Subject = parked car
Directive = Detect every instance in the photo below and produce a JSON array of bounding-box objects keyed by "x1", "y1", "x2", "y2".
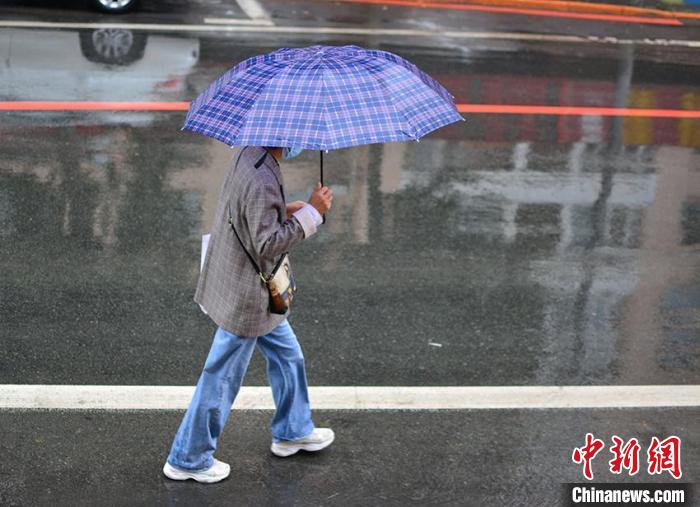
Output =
[
  {"x1": 91, "y1": 0, "x2": 140, "y2": 13},
  {"x1": 0, "y1": 27, "x2": 199, "y2": 125}
]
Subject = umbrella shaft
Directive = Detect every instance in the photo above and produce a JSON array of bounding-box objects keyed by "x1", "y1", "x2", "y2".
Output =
[{"x1": 320, "y1": 150, "x2": 326, "y2": 224}]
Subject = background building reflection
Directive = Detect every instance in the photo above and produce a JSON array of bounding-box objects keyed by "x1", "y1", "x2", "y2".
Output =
[{"x1": 0, "y1": 31, "x2": 697, "y2": 388}]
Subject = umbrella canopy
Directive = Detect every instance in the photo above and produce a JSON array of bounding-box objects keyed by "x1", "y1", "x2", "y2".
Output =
[{"x1": 182, "y1": 44, "x2": 463, "y2": 151}]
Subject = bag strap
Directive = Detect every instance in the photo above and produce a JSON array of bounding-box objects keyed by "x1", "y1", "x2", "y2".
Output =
[{"x1": 228, "y1": 201, "x2": 268, "y2": 284}]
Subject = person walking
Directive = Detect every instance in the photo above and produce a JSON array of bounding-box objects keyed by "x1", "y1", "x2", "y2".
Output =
[{"x1": 163, "y1": 145, "x2": 334, "y2": 484}]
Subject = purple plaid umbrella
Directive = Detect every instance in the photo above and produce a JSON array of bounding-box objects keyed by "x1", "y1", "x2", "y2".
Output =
[{"x1": 182, "y1": 44, "x2": 463, "y2": 185}]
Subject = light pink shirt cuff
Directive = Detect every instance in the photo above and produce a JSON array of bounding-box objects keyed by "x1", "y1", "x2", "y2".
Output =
[{"x1": 293, "y1": 204, "x2": 323, "y2": 238}]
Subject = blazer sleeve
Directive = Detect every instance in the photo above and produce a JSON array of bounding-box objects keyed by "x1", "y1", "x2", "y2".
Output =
[{"x1": 244, "y1": 176, "x2": 307, "y2": 262}]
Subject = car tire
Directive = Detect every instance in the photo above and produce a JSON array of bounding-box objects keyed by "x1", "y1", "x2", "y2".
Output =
[
  {"x1": 79, "y1": 29, "x2": 147, "y2": 66},
  {"x1": 91, "y1": 0, "x2": 140, "y2": 14}
]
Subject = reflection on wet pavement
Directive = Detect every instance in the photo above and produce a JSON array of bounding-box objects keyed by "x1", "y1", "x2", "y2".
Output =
[
  {"x1": 2, "y1": 408, "x2": 697, "y2": 505},
  {"x1": 0, "y1": 29, "x2": 698, "y2": 387}
]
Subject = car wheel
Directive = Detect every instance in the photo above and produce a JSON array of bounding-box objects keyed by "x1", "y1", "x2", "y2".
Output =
[
  {"x1": 91, "y1": 0, "x2": 140, "y2": 14},
  {"x1": 79, "y1": 29, "x2": 147, "y2": 65}
]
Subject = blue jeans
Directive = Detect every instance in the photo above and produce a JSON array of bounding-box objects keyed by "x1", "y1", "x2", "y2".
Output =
[{"x1": 166, "y1": 319, "x2": 316, "y2": 471}]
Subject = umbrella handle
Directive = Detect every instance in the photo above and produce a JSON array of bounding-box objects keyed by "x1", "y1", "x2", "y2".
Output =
[{"x1": 320, "y1": 150, "x2": 326, "y2": 224}]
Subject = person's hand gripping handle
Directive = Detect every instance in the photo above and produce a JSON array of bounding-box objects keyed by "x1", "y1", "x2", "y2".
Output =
[{"x1": 309, "y1": 182, "x2": 333, "y2": 224}]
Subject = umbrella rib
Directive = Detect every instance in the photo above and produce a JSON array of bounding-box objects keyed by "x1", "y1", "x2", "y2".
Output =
[
  {"x1": 322, "y1": 53, "x2": 415, "y2": 145},
  {"x1": 367, "y1": 48, "x2": 456, "y2": 104},
  {"x1": 318, "y1": 54, "x2": 332, "y2": 151},
  {"x1": 185, "y1": 53, "x2": 264, "y2": 125},
  {"x1": 370, "y1": 59, "x2": 457, "y2": 140},
  {"x1": 358, "y1": 58, "x2": 420, "y2": 141},
  {"x1": 228, "y1": 58, "x2": 300, "y2": 147}
]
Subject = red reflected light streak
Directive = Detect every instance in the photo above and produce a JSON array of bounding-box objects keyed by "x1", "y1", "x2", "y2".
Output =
[
  {"x1": 1, "y1": 101, "x2": 700, "y2": 118},
  {"x1": 331, "y1": 0, "x2": 683, "y2": 25}
]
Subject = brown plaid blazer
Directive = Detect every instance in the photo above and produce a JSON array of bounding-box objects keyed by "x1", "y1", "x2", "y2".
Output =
[{"x1": 194, "y1": 146, "x2": 306, "y2": 337}]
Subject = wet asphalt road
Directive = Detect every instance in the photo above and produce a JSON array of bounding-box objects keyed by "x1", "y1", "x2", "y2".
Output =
[
  {"x1": 1, "y1": 0, "x2": 699, "y2": 505},
  {"x1": 1, "y1": 408, "x2": 698, "y2": 506}
]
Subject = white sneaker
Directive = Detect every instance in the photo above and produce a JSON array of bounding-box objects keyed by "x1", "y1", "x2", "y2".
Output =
[
  {"x1": 270, "y1": 428, "x2": 335, "y2": 457},
  {"x1": 162, "y1": 458, "x2": 231, "y2": 483}
]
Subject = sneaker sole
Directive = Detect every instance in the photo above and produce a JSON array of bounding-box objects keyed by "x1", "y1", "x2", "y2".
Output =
[
  {"x1": 162, "y1": 463, "x2": 230, "y2": 483},
  {"x1": 270, "y1": 433, "x2": 335, "y2": 457}
]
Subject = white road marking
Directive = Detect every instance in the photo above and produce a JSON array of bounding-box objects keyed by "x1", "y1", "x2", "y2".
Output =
[
  {"x1": 236, "y1": 0, "x2": 273, "y2": 23},
  {"x1": 204, "y1": 17, "x2": 274, "y2": 27},
  {"x1": 0, "y1": 20, "x2": 698, "y2": 48},
  {"x1": 0, "y1": 385, "x2": 697, "y2": 410}
]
